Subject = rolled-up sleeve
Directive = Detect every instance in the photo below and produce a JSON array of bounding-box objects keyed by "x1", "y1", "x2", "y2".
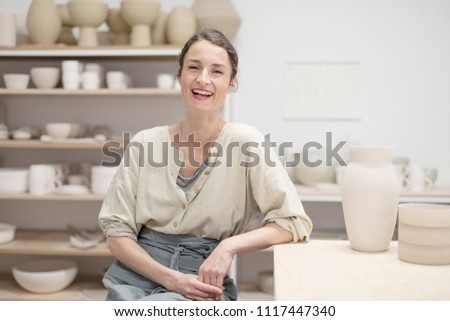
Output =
[
  {"x1": 247, "y1": 131, "x2": 313, "y2": 242},
  {"x1": 98, "y1": 132, "x2": 143, "y2": 242}
]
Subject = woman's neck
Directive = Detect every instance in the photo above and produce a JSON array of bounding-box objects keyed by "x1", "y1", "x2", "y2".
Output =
[{"x1": 180, "y1": 115, "x2": 224, "y2": 145}]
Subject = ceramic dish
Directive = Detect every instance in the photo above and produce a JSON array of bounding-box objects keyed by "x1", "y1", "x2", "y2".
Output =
[
  {"x1": 55, "y1": 184, "x2": 90, "y2": 195},
  {"x1": 12, "y1": 259, "x2": 78, "y2": 293},
  {"x1": 0, "y1": 223, "x2": 16, "y2": 244}
]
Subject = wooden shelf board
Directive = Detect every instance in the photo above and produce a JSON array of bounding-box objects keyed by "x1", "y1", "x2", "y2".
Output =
[
  {"x1": 0, "y1": 88, "x2": 181, "y2": 96},
  {"x1": 0, "y1": 193, "x2": 104, "y2": 201},
  {"x1": 0, "y1": 45, "x2": 181, "y2": 58},
  {"x1": 295, "y1": 184, "x2": 450, "y2": 203},
  {"x1": 0, "y1": 139, "x2": 107, "y2": 149},
  {"x1": 0, "y1": 229, "x2": 111, "y2": 256},
  {"x1": 0, "y1": 273, "x2": 106, "y2": 301}
]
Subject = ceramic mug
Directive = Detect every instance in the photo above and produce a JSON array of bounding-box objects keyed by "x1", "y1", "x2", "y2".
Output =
[
  {"x1": 394, "y1": 163, "x2": 410, "y2": 191},
  {"x1": 408, "y1": 164, "x2": 435, "y2": 192},
  {"x1": 68, "y1": 174, "x2": 89, "y2": 186},
  {"x1": 28, "y1": 164, "x2": 62, "y2": 195}
]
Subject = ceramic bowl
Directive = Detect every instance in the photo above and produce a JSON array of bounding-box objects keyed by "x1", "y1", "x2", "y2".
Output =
[
  {"x1": 3, "y1": 73, "x2": 30, "y2": 89},
  {"x1": 45, "y1": 122, "x2": 72, "y2": 139},
  {"x1": 398, "y1": 203, "x2": 450, "y2": 265},
  {"x1": 0, "y1": 223, "x2": 16, "y2": 244},
  {"x1": 399, "y1": 203, "x2": 450, "y2": 228},
  {"x1": 30, "y1": 67, "x2": 60, "y2": 89},
  {"x1": 257, "y1": 270, "x2": 274, "y2": 294},
  {"x1": 12, "y1": 259, "x2": 78, "y2": 293},
  {"x1": 0, "y1": 168, "x2": 29, "y2": 194},
  {"x1": 398, "y1": 241, "x2": 450, "y2": 265}
]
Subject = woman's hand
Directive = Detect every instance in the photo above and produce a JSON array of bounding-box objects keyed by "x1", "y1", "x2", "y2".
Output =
[
  {"x1": 198, "y1": 240, "x2": 235, "y2": 299},
  {"x1": 167, "y1": 271, "x2": 223, "y2": 301}
]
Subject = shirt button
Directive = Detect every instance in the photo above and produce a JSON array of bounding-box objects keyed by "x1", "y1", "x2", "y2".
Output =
[
  {"x1": 194, "y1": 187, "x2": 200, "y2": 193},
  {"x1": 205, "y1": 170, "x2": 210, "y2": 175},
  {"x1": 173, "y1": 222, "x2": 178, "y2": 228},
  {"x1": 181, "y1": 204, "x2": 186, "y2": 209}
]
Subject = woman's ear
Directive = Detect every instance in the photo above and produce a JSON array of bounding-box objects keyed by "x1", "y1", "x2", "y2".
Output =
[{"x1": 228, "y1": 77, "x2": 238, "y2": 93}]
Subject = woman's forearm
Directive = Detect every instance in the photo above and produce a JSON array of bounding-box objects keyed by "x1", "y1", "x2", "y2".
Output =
[
  {"x1": 222, "y1": 222, "x2": 293, "y2": 256},
  {"x1": 107, "y1": 236, "x2": 180, "y2": 289}
]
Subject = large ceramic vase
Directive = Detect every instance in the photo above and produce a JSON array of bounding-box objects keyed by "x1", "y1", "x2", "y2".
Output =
[
  {"x1": 341, "y1": 146, "x2": 400, "y2": 252},
  {"x1": 191, "y1": 0, "x2": 241, "y2": 40},
  {"x1": 26, "y1": 0, "x2": 62, "y2": 45}
]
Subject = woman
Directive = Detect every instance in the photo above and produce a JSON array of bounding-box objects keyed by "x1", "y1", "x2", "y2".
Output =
[{"x1": 98, "y1": 27, "x2": 312, "y2": 301}]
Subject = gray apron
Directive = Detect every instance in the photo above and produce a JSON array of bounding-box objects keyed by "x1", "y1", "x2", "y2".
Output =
[{"x1": 103, "y1": 227, "x2": 237, "y2": 301}]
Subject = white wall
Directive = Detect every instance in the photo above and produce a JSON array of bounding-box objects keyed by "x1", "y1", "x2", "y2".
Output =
[
  {"x1": 2, "y1": 0, "x2": 450, "y2": 186},
  {"x1": 232, "y1": 0, "x2": 450, "y2": 185}
]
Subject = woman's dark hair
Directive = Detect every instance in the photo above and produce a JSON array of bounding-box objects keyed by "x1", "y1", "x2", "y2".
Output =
[{"x1": 177, "y1": 27, "x2": 238, "y2": 83}]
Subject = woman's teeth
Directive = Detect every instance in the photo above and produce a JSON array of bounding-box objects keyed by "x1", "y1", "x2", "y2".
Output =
[{"x1": 192, "y1": 89, "x2": 212, "y2": 97}]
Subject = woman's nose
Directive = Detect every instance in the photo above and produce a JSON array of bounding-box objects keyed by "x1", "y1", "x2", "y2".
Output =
[{"x1": 196, "y1": 68, "x2": 211, "y2": 84}]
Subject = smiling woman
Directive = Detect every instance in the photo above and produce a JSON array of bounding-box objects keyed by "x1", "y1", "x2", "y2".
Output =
[{"x1": 98, "y1": 27, "x2": 313, "y2": 301}]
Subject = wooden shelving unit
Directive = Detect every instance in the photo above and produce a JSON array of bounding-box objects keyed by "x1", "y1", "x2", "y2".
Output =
[
  {"x1": 0, "y1": 229, "x2": 110, "y2": 256},
  {"x1": 0, "y1": 88, "x2": 181, "y2": 96},
  {"x1": 0, "y1": 274, "x2": 106, "y2": 301}
]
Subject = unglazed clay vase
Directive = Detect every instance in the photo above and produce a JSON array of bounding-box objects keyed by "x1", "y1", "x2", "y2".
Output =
[
  {"x1": 191, "y1": 0, "x2": 241, "y2": 40},
  {"x1": 57, "y1": 4, "x2": 77, "y2": 45},
  {"x1": 341, "y1": 146, "x2": 400, "y2": 252},
  {"x1": 152, "y1": 11, "x2": 168, "y2": 45},
  {"x1": 26, "y1": 0, "x2": 62, "y2": 45},
  {"x1": 106, "y1": 8, "x2": 131, "y2": 45},
  {"x1": 68, "y1": 0, "x2": 108, "y2": 47},
  {"x1": 120, "y1": 0, "x2": 160, "y2": 47},
  {"x1": 166, "y1": 6, "x2": 196, "y2": 46}
]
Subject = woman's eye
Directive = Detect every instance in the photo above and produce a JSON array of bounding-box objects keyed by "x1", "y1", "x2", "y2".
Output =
[
  {"x1": 212, "y1": 70, "x2": 223, "y2": 75},
  {"x1": 188, "y1": 65, "x2": 199, "y2": 70}
]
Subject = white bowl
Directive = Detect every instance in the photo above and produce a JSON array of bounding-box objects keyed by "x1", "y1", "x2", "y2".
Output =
[
  {"x1": 30, "y1": 67, "x2": 60, "y2": 89},
  {"x1": 0, "y1": 168, "x2": 29, "y2": 193},
  {"x1": 12, "y1": 259, "x2": 78, "y2": 294},
  {"x1": 45, "y1": 122, "x2": 72, "y2": 139},
  {"x1": 3, "y1": 73, "x2": 30, "y2": 89},
  {"x1": 0, "y1": 223, "x2": 16, "y2": 244}
]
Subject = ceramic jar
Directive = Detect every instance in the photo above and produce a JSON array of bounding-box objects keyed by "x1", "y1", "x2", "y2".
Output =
[
  {"x1": 341, "y1": 146, "x2": 400, "y2": 252},
  {"x1": 26, "y1": 0, "x2": 62, "y2": 45},
  {"x1": 191, "y1": 0, "x2": 241, "y2": 40},
  {"x1": 166, "y1": 6, "x2": 196, "y2": 46}
]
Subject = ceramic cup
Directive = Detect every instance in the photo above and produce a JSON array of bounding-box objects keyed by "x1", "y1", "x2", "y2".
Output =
[
  {"x1": 68, "y1": 174, "x2": 89, "y2": 186},
  {"x1": 157, "y1": 73, "x2": 175, "y2": 89},
  {"x1": 394, "y1": 163, "x2": 410, "y2": 191},
  {"x1": 408, "y1": 164, "x2": 435, "y2": 192},
  {"x1": 28, "y1": 164, "x2": 63, "y2": 195}
]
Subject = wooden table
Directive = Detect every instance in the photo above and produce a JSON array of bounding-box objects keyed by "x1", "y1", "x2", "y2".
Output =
[{"x1": 274, "y1": 240, "x2": 450, "y2": 300}]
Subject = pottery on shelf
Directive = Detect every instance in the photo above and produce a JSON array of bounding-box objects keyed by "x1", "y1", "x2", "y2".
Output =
[
  {"x1": 341, "y1": 146, "x2": 400, "y2": 252},
  {"x1": 106, "y1": 8, "x2": 131, "y2": 45},
  {"x1": 57, "y1": 4, "x2": 77, "y2": 45},
  {"x1": 191, "y1": 0, "x2": 241, "y2": 40},
  {"x1": 151, "y1": 11, "x2": 168, "y2": 45},
  {"x1": 120, "y1": 0, "x2": 161, "y2": 47},
  {"x1": 166, "y1": 6, "x2": 197, "y2": 46},
  {"x1": 26, "y1": 0, "x2": 62, "y2": 45},
  {"x1": 68, "y1": 0, "x2": 108, "y2": 47}
]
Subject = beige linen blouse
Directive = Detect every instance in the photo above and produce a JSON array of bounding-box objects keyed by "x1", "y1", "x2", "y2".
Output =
[{"x1": 98, "y1": 123, "x2": 312, "y2": 242}]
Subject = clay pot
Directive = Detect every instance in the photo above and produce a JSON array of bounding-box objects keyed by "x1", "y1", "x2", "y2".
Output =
[
  {"x1": 341, "y1": 146, "x2": 400, "y2": 252},
  {"x1": 26, "y1": 0, "x2": 62, "y2": 45},
  {"x1": 68, "y1": 1, "x2": 108, "y2": 47},
  {"x1": 152, "y1": 11, "x2": 168, "y2": 45},
  {"x1": 166, "y1": 6, "x2": 196, "y2": 46},
  {"x1": 106, "y1": 8, "x2": 131, "y2": 45},
  {"x1": 57, "y1": 4, "x2": 77, "y2": 45},
  {"x1": 191, "y1": 0, "x2": 241, "y2": 40}
]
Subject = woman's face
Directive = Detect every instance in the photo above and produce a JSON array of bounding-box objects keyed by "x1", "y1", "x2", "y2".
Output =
[{"x1": 179, "y1": 40, "x2": 235, "y2": 115}]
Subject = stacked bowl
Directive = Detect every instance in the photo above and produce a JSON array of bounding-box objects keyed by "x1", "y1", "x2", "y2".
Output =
[
  {"x1": 0, "y1": 168, "x2": 29, "y2": 194},
  {"x1": 398, "y1": 203, "x2": 450, "y2": 265}
]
